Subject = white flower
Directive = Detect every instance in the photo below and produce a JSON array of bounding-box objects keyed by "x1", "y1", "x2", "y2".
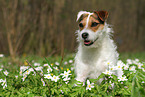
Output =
[
  {"x1": 61, "y1": 90, "x2": 64, "y2": 94},
  {"x1": 124, "y1": 64, "x2": 129, "y2": 70},
  {"x1": 118, "y1": 76, "x2": 128, "y2": 82},
  {"x1": 137, "y1": 63, "x2": 143, "y2": 69},
  {"x1": 0, "y1": 79, "x2": 3, "y2": 83},
  {"x1": 64, "y1": 61, "x2": 68, "y2": 65},
  {"x1": 3, "y1": 70, "x2": 9, "y2": 76},
  {"x1": 1, "y1": 78, "x2": 7, "y2": 89},
  {"x1": 116, "y1": 60, "x2": 125, "y2": 70},
  {"x1": 53, "y1": 67, "x2": 59, "y2": 71},
  {"x1": 35, "y1": 66, "x2": 43, "y2": 71},
  {"x1": 41, "y1": 78, "x2": 45, "y2": 86},
  {"x1": 0, "y1": 54, "x2": 4, "y2": 57},
  {"x1": 60, "y1": 71, "x2": 72, "y2": 78},
  {"x1": 129, "y1": 66, "x2": 136, "y2": 71},
  {"x1": 0, "y1": 68, "x2": 3, "y2": 71},
  {"x1": 126, "y1": 59, "x2": 132, "y2": 64},
  {"x1": 109, "y1": 65, "x2": 117, "y2": 71},
  {"x1": 55, "y1": 62, "x2": 59, "y2": 66},
  {"x1": 44, "y1": 64, "x2": 49, "y2": 67},
  {"x1": 51, "y1": 75, "x2": 60, "y2": 82},
  {"x1": 15, "y1": 75, "x2": 18, "y2": 79},
  {"x1": 44, "y1": 74, "x2": 52, "y2": 79},
  {"x1": 22, "y1": 75, "x2": 27, "y2": 81},
  {"x1": 142, "y1": 68, "x2": 145, "y2": 72},
  {"x1": 24, "y1": 70, "x2": 31, "y2": 75},
  {"x1": 34, "y1": 63, "x2": 40, "y2": 66},
  {"x1": 20, "y1": 66, "x2": 29, "y2": 72},
  {"x1": 104, "y1": 61, "x2": 113, "y2": 66},
  {"x1": 47, "y1": 67, "x2": 53, "y2": 73},
  {"x1": 63, "y1": 77, "x2": 70, "y2": 81},
  {"x1": 29, "y1": 68, "x2": 34, "y2": 72},
  {"x1": 103, "y1": 70, "x2": 113, "y2": 75},
  {"x1": 69, "y1": 60, "x2": 73, "y2": 63},
  {"x1": 86, "y1": 80, "x2": 94, "y2": 90}
]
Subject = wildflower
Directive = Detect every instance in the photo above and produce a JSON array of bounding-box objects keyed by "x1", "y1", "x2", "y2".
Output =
[
  {"x1": 109, "y1": 65, "x2": 117, "y2": 71},
  {"x1": 0, "y1": 54, "x2": 4, "y2": 57},
  {"x1": 116, "y1": 60, "x2": 125, "y2": 70},
  {"x1": 53, "y1": 67, "x2": 59, "y2": 71},
  {"x1": 47, "y1": 67, "x2": 52, "y2": 73},
  {"x1": 51, "y1": 75, "x2": 60, "y2": 82},
  {"x1": 51, "y1": 63, "x2": 53, "y2": 66},
  {"x1": 63, "y1": 77, "x2": 70, "y2": 81},
  {"x1": 61, "y1": 90, "x2": 64, "y2": 94},
  {"x1": 64, "y1": 61, "x2": 68, "y2": 65},
  {"x1": 124, "y1": 64, "x2": 129, "y2": 70},
  {"x1": 34, "y1": 63, "x2": 40, "y2": 66},
  {"x1": 103, "y1": 70, "x2": 113, "y2": 75},
  {"x1": 1, "y1": 78, "x2": 7, "y2": 89},
  {"x1": 3, "y1": 70, "x2": 9, "y2": 76},
  {"x1": 20, "y1": 66, "x2": 29, "y2": 72},
  {"x1": 55, "y1": 62, "x2": 59, "y2": 66},
  {"x1": 86, "y1": 80, "x2": 94, "y2": 90},
  {"x1": 129, "y1": 66, "x2": 136, "y2": 71},
  {"x1": 35, "y1": 66, "x2": 43, "y2": 71},
  {"x1": 60, "y1": 70, "x2": 72, "y2": 78},
  {"x1": 22, "y1": 75, "x2": 27, "y2": 81},
  {"x1": 0, "y1": 68, "x2": 3, "y2": 71},
  {"x1": 137, "y1": 63, "x2": 143, "y2": 69},
  {"x1": 118, "y1": 76, "x2": 128, "y2": 82},
  {"x1": 44, "y1": 74, "x2": 52, "y2": 79},
  {"x1": 126, "y1": 59, "x2": 132, "y2": 64},
  {"x1": 105, "y1": 61, "x2": 112, "y2": 66},
  {"x1": 15, "y1": 75, "x2": 18, "y2": 79},
  {"x1": 41, "y1": 78, "x2": 45, "y2": 86},
  {"x1": 69, "y1": 60, "x2": 73, "y2": 63},
  {"x1": 24, "y1": 70, "x2": 31, "y2": 75},
  {"x1": 44, "y1": 63, "x2": 49, "y2": 67},
  {"x1": 29, "y1": 68, "x2": 34, "y2": 72}
]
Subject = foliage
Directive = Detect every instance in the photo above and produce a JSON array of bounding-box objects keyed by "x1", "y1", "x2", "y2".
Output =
[{"x1": 0, "y1": 54, "x2": 145, "y2": 96}]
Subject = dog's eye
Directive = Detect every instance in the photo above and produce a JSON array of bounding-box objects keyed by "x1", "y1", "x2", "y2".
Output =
[
  {"x1": 79, "y1": 23, "x2": 84, "y2": 28},
  {"x1": 91, "y1": 22, "x2": 98, "y2": 27}
]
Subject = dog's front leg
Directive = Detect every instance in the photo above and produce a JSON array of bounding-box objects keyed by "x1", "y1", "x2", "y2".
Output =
[{"x1": 75, "y1": 62, "x2": 89, "y2": 82}]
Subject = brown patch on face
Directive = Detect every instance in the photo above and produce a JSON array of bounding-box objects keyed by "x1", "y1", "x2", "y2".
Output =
[
  {"x1": 78, "y1": 14, "x2": 88, "y2": 30},
  {"x1": 78, "y1": 13, "x2": 105, "y2": 32},
  {"x1": 88, "y1": 13, "x2": 105, "y2": 32}
]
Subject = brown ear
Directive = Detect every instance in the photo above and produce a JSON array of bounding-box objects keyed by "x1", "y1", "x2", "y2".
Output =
[{"x1": 94, "y1": 11, "x2": 108, "y2": 21}]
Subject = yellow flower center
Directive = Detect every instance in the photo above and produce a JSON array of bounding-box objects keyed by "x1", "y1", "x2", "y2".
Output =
[
  {"x1": 67, "y1": 69, "x2": 69, "y2": 71},
  {"x1": 88, "y1": 85, "x2": 91, "y2": 88},
  {"x1": 54, "y1": 77, "x2": 56, "y2": 79},
  {"x1": 47, "y1": 76, "x2": 50, "y2": 78},
  {"x1": 51, "y1": 73, "x2": 53, "y2": 76},
  {"x1": 107, "y1": 71, "x2": 110, "y2": 74},
  {"x1": 64, "y1": 73, "x2": 68, "y2": 75},
  {"x1": 118, "y1": 66, "x2": 120, "y2": 68}
]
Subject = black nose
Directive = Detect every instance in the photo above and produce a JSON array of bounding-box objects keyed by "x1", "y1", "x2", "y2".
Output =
[{"x1": 82, "y1": 32, "x2": 89, "y2": 39}]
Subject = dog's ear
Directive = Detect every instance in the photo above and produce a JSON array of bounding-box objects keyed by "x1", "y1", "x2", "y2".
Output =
[
  {"x1": 94, "y1": 11, "x2": 108, "y2": 22},
  {"x1": 76, "y1": 11, "x2": 89, "y2": 22}
]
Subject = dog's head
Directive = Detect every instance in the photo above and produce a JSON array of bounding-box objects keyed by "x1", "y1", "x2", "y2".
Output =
[{"x1": 76, "y1": 11, "x2": 109, "y2": 47}]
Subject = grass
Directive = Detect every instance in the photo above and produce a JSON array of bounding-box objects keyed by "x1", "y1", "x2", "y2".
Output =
[{"x1": 0, "y1": 52, "x2": 145, "y2": 96}]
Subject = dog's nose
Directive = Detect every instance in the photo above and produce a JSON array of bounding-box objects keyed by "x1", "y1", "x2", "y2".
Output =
[{"x1": 82, "y1": 32, "x2": 88, "y2": 39}]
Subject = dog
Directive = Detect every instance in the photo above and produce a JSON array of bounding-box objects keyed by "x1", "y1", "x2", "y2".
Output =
[{"x1": 74, "y1": 10, "x2": 119, "y2": 83}]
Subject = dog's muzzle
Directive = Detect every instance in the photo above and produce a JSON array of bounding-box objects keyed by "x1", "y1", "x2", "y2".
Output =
[{"x1": 82, "y1": 32, "x2": 98, "y2": 46}]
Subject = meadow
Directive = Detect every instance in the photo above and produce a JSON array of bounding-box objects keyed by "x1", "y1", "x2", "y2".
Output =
[{"x1": 0, "y1": 52, "x2": 145, "y2": 97}]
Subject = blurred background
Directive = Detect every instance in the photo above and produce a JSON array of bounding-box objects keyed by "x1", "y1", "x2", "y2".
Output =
[{"x1": 0, "y1": 0, "x2": 145, "y2": 60}]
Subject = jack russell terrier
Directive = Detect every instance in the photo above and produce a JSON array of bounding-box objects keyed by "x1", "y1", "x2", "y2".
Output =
[{"x1": 74, "y1": 10, "x2": 119, "y2": 83}]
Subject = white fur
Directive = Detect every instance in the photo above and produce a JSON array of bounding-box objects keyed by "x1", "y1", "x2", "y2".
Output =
[{"x1": 75, "y1": 11, "x2": 119, "y2": 82}]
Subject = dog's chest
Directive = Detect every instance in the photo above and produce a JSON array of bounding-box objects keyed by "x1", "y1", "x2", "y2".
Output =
[{"x1": 81, "y1": 48, "x2": 101, "y2": 65}]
